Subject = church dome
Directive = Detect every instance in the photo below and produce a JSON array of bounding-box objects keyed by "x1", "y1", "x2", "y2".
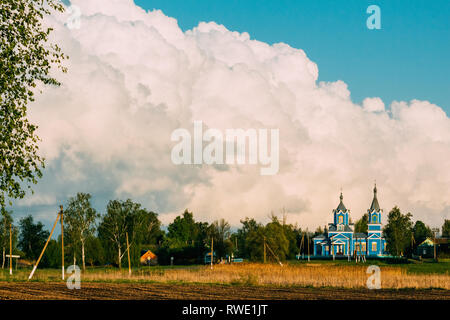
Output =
[
  {"x1": 336, "y1": 192, "x2": 347, "y2": 212},
  {"x1": 369, "y1": 184, "x2": 380, "y2": 212}
]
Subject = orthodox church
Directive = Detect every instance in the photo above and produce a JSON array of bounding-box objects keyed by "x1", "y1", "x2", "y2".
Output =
[{"x1": 313, "y1": 185, "x2": 387, "y2": 257}]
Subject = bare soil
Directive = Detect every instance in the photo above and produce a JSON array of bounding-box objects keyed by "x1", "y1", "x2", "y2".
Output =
[{"x1": 0, "y1": 282, "x2": 448, "y2": 300}]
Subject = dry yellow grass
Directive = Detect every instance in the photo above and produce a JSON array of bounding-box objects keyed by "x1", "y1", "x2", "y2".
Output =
[{"x1": 77, "y1": 263, "x2": 450, "y2": 290}]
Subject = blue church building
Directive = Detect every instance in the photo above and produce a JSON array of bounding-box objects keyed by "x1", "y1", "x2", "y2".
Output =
[{"x1": 313, "y1": 185, "x2": 387, "y2": 257}]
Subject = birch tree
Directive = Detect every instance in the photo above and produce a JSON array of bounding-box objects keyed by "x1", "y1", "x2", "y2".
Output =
[
  {"x1": 0, "y1": 209, "x2": 13, "y2": 268},
  {"x1": 64, "y1": 193, "x2": 98, "y2": 271},
  {"x1": 98, "y1": 199, "x2": 153, "y2": 268},
  {"x1": 1, "y1": 0, "x2": 67, "y2": 208}
]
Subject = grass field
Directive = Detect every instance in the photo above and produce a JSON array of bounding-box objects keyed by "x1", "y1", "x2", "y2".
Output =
[
  {"x1": 0, "y1": 260, "x2": 448, "y2": 300},
  {"x1": 290, "y1": 258, "x2": 450, "y2": 275},
  {"x1": 1, "y1": 259, "x2": 449, "y2": 291}
]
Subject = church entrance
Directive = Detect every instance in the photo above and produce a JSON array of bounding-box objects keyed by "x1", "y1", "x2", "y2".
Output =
[{"x1": 317, "y1": 245, "x2": 322, "y2": 255}]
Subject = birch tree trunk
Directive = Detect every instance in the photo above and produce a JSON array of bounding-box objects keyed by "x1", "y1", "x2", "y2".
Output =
[
  {"x1": 81, "y1": 240, "x2": 86, "y2": 271},
  {"x1": 118, "y1": 245, "x2": 122, "y2": 269}
]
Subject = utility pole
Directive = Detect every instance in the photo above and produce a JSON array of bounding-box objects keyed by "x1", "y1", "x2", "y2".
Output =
[
  {"x1": 60, "y1": 205, "x2": 64, "y2": 280},
  {"x1": 263, "y1": 236, "x2": 266, "y2": 264},
  {"x1": 307, "y1": 232, "x2": 310, "y2": 262},
  {"x1": 331, "y1": 240, "x2": 334, "y2": 261},
  {"x1": 299, "y1": 233, "x2": 304, "y2": 260},
  {"x1": 28, "y1": 211, "x2": 60, "y2": 280},
  {"x1": 347, "y1": 239, "x2": 350, "y2": 261},
  {"x1": 432, "y1": 228, "x2": 439, "y2": 262},
  {"x1": 9, "y1": 224, "x2": 12, "y2": 275},
  {"x1": 126, "y1": 232, "x2": 131, "y2": 276},
  {"x1": 211, "y1": 237, "x2": 214, "y2": 269}
]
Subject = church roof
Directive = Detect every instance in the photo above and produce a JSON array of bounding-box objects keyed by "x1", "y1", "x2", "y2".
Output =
[
  {"x1": 328, "y1": 224, "x2": 353, "y2": 232},
  {"x1": 336, "y1": 192, "x2": 347, "y2": 212},
  {"x1": 370, "y1": 184, "x2": 380, "y2": 212},
  {"x1": 354, "y1": 233, "x2": 367, "y2": 238}
]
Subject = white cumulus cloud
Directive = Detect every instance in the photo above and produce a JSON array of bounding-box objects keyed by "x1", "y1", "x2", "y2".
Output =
[
  {"x1": 363, "y1": 97, "x2": 385, "y2": 113},
  {"x1": 13, "y1": 0, "x2": 450, "y2": 230}
]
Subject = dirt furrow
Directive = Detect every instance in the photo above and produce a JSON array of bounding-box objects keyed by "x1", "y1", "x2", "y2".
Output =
[{"x1": 0, "y1": 282, "x2": 448, "y2": 300}]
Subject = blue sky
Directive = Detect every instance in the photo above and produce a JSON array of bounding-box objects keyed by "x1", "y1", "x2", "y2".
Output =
[
  {"x1": 11, "y1": 0, "x2": 450, "y2": 232},
  {"x1": 135, "y1": 0, "x2": 450, "y2": 113}
]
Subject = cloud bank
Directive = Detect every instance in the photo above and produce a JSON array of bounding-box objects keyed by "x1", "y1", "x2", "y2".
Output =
[{"x1": 15, "y1": 0, "x2": 450, "y2": 229}]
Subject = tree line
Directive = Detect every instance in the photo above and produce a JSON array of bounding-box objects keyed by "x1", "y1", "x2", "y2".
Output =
[{"x1": 1, "y1": 194, "x2": 449, "y2": 269}]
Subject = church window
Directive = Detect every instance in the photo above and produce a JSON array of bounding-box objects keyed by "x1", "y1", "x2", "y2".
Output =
[
  {"x1": 372, "y1": 215, "x2": 377, "y2": 223},
  {"x1": 372, "y1": 242, "x2": 377, "y2": 252},
  {"x1": 356, "y1": 243, "x2": 365, "y2": 252},
  {"x1": 339, "y1": 216, "x2": 343, "y2": 224}
]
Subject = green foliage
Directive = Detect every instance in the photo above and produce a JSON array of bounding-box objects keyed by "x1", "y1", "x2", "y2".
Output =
[
  {"x1": 13, "y1": 201, "x2": 448, "y2": 269},
  {"x1": 18, "y1": 215, "x2": 49, "y2": 260},
  {"x1": 297, "y1": 230, "x2": 314, "y2": 256},
  {"x1": 0, "y1": 0, "x2": 67, "y2": 207},
  {"x1": 442, "y1": 219, "x2": 450, "y2": 238},
  {"x1": 236, "y1": 218, "x2": 262, "y2": 260},
  {"x1": 64, "y1": 193, "x2": 99, "y2": 269},
  {"x1": 314, "y1": 226, "x2": 323, "y2": 236},
  {"x1": 98, "y1": 199, "x2": 163, "y2": 268},
  {"x1": 157, "y1": 210, "x2": 210, "y2": 265},
  {"x1": 383, "y1": 206, "x2": 413, "y2": 256},
  {"x1": 166, "y1": 210, "x2": 202, "y2": 248},
  {"x1": 354, "y1": 213, "x2": 369, "y2": 233},
  {"x1": 283, "y1": 223, "x2": 300, "y2": 259},
  {"x1": 129, "y1": 208, "x2": 163, "y2": 266},
  {"x1": 264, "y1": 217, "x2": 289, "y2": 261},
  {"x1": 84, "y1": 235, "x2": 105, "y2": 266},
  {"x1": 210, "y1": 219, "x2": 233, "y2": 259},
  {"x1": 98, "y1": 199, "x2": 135, "y2": 267},
  {"x1": 241, "y1": 223, "x2": 265, "y2": 261},
  {"x1": 0, "y1": 209, "x2": 18, "y2": 267},
  {"x1": 0, "y1": 209, "x2": 14, "y2": 249},
  {"x1": 236, "y1": 216, "x2": 299, "y2": 262},
  {"x1": 155, "y1": 245, "x2": 205, "y2": 265},
  {"x1": 139, "y1": 210, "x2": 164, "y2": 246},
  {"x1": 42, "y1": 239, "x2": 60, "y2": 268},
  {"x1": 412, "y1": 220, "x2": 432, "y2": 248}
]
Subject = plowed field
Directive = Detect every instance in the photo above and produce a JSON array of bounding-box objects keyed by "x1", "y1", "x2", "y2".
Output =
[{"x1": 0, "y1": 282, "x2": 448, "y2": 300}]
